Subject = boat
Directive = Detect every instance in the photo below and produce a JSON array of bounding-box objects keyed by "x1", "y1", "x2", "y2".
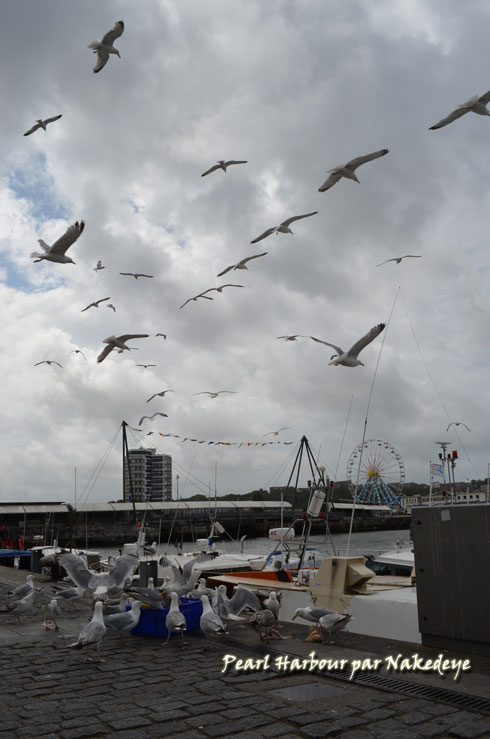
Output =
[{"x1": 205, "y1": 437, "x2": 420, "y2": 643}]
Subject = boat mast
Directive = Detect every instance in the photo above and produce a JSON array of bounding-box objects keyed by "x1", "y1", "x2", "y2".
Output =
[{"x1": 121, "y1": 420, "x2": 138, "y2": 525}]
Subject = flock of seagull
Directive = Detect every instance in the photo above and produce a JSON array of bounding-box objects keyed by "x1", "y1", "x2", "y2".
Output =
[
  {"x1": 27, "y1": 20, "x2": 490, "y2": 389},
  {"x1": 1, "y1": 551, "x2": 351, "y2": 659}
]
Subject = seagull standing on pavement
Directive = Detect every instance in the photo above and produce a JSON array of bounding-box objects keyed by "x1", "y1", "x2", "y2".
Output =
[
  {"x1": 164, "y1": 592, "x2": 188, "y2": 646},
  {"x1": 30, "y1": 220, "x2": 84, "y2": 264},
  {"x1": 318, "y1": 149, "x2": 389, "y2": 192},
  {"x1": 309, "y1": 323, "x2": 385, "y2": 367},
  {"x1": 24, "y1": 115, "x2": 62, "y2": 136},
  {"x1": 67, "y1": 601, "x2": 106, "y2": 661},
  {"x1": 251, "y1": 212, "x2": 318, "y2": 243},
  {"x1": 88, "y1": 20, "x2": 124, "y2": 74}
]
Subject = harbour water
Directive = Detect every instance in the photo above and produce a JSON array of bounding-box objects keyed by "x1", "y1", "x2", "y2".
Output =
[{"x1": 97, "y1": 527, "x2": 411, "y2": 560}]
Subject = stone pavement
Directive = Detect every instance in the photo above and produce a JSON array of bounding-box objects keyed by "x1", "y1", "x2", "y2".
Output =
[{"x1": 1, "y1": 566, "x2": 490, "y2": 738}]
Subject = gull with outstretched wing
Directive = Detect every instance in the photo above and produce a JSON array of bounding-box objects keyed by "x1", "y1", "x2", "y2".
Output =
[
  {"x1": 429, "y1": 90, "x2": 490, "y2": 130},
  {"x1": 24, "y1": 115, "x2": 62, "y2": 136},
  {"x1": 201, "y1": 160, "x2": 247, "y2": 177},
  {"x1": 146, "y1": 390, "x2": 174, "y2": 403},
  {"x1": 97, "y1": 333, "x2": 149, "y2": 363},
  {"x1": 81, "y1": 297, "x2": 111, "y2": 312},
  {"x1": 120, "y1": 272, "x2": 154, "y2": 279},
  {"x1": 139, "y1": 412, "x2": 168, "y2": 424},
  {"x1": 88, "y1": 20, "x2": 124, "y2": 74},
  {"x1": 376, "y1": 255, "x2": 421, "y2": 267},
  {"x1": 309, "y1": 323, "x2": 385, "y2": 367},
  {"x1": 31, "y1": 220, "x2": 84, "y2": 264},
  {"x1": 318, "y1": 149, "x2": 389, "y2": 192},
  {"x1": 251, "y1": 212, "x2": 318, "y2": 243},
  {"x1": 217, "y1": 252, "x2": 267, "y2": 277}
]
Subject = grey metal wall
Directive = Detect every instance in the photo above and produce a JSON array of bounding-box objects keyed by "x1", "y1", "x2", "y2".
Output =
[{"x1": 412, "y1": 504, "x2": 490, "y2": 656}]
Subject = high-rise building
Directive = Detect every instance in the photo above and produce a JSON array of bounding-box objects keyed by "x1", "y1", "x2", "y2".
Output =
[{"x1": 123, "y1": 448, "x2": 172, "y2": 502}]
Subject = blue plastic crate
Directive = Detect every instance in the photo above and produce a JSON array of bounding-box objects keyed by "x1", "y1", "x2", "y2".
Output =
[{"x1": 130, "y1": 596, "x2": 203, "y2": 638}]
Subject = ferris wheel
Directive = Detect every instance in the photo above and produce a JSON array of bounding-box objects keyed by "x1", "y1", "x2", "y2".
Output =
[{"x1": 346, "y1": 439, "x2": 405, "y2": 508}]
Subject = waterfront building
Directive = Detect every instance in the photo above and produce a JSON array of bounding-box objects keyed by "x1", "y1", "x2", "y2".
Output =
[{"x1": 123, "y1": 448, "x2": 172, "y2": 502}]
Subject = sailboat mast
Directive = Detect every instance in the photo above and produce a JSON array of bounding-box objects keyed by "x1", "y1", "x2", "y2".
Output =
[{"x1": 122, "y1": 420, "x2": 137, "y2": 525}]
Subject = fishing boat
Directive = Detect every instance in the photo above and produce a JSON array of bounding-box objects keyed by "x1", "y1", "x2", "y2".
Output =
[{"x1": 206, "y1": 436, "x2": 420, "y2": 643}]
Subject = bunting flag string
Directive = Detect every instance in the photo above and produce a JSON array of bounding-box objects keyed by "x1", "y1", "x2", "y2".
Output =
[{"x1": 129, "y1": 427, "x2": 294, "y2": 447}]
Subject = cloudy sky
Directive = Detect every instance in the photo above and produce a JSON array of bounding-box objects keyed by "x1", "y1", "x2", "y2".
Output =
[{"x1": 1, "y1": 0, "x2": 489, "y2": 505}]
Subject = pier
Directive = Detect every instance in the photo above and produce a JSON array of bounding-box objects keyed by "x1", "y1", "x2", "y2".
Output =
[{"x1": 0, "y1": 564, "x2": 489, "y2": 737}]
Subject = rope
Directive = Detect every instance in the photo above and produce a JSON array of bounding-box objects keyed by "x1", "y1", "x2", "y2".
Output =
[
  {"x1": 399, "y1": 289, "x2": 478, "y2": 479},
  {"x1": 346, "y1": 287, "x2": 400, "y2": 556}
]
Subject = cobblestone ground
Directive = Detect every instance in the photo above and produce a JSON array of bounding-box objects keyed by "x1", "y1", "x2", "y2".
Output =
[{"x1": 1, "y1": 572, "x2": 490, "y2": 738}]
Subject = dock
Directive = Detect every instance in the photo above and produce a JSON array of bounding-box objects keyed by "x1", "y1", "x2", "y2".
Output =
[{"x1": 0, "y1": 565, "x2": 489, "y2": 738}]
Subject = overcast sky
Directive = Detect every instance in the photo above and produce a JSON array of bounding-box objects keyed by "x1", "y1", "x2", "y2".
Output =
[{"x1": 1, "y1": 0, "x2": 489, "y2": 505}]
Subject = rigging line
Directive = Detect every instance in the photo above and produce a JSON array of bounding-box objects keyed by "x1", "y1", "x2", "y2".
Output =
[
  {"x1": 263, "y1": 441, "x2": 300, "y2": 489},
  {"x1": 399, "y1": 289, "x2": 478, "y2": 478},
  {"x1": 330, "y1": 392, "x2": 355, "y2": 503},
  {"x1": 346, "y1": 286, "x2": 401, "y2": 557},
  {"x1": 308, "y1": 443, "x2": 336, "y2": 480},
  {"x1": 76, "y1": 424, "x2": 120, "y2": 508}
]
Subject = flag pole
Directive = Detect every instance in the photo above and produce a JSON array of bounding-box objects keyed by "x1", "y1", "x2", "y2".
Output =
[{"x1": 429, "y1": 461, "x2": 433, "y2": 505}]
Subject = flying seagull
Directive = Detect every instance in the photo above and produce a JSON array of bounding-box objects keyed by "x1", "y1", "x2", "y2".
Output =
[
  {"x1": 446, "y1": 422, "x2": 471, "y2": 432},
  {"x1": 106, "y1": 304, "x2": 116, "y2": 312},
  {"x1": 155, "y1": 333, "x2": 166, "y2": 338},
  {"x1": 24, "y1": 115, "x2": 62, "y2": 137},
  {"x1": 376, "y1": 255, "x2": 422, "y2": 267},
  {"x1": 200, "y1": 284, "x2": 244, "y2": 295},
  {"x1": 309, "y1": 323, "x2": 386, "y2": 367},
  {"x1": 135, "y1": 364, "x2": 156, "y2": 368},
  {"x1": 429, "y1": 91, "x2": 490, "y2": 130},
  {"x1": 263, "y1": 428, "x2": 290, "y2": 437},
  {"x1": 67, "y1": 350, "x2": 86, "y2": 359},
  {"x1": 192, "y1": 391, "x2": 237, "y2": 399},
  {"x1": 201, "y1": 160, "x2": 247, "y2": 177},
  {"x1": 120, "y1": 272, "x2": 154, "y2": 279},
  {"x1": 146, "y1": 390, "x2": 174, "y2": 403},
  {"x1": 277, "y1": 335, "x2": 307, "y2": 341},
  {"x1": 139, "y1": 412, "x2": 168, "y2": 425},
  {"x1": 81, "y1": 297, "x2": 111, "y2": 312},
  {"x1": 217, "y1": 252, "x2": 267, "y2": 277},
  {"x1": 31, "y1": 220, "x2": 84, "y2": 264},
  {"x1": 318, "y1": 149, "x2": 389, "y2": 192},
  {"x1": 34, "y1": 360, "x2": 62, "y2": 368},
  {"x1": 251, "y1": 212, "x2": 318, "y2": 244},
  {"x1": 97, "y1": 334, "x2": 149, "y2": 363},
  {"x1": 88, "y1": 20, "x2": 124, "y2": 74},
  {"x1": 179, "y1": 293, "x2": 214, "y2": 309},
  {"x1": 94, "y1": 260, "x2": 105, "y2": 272}
]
